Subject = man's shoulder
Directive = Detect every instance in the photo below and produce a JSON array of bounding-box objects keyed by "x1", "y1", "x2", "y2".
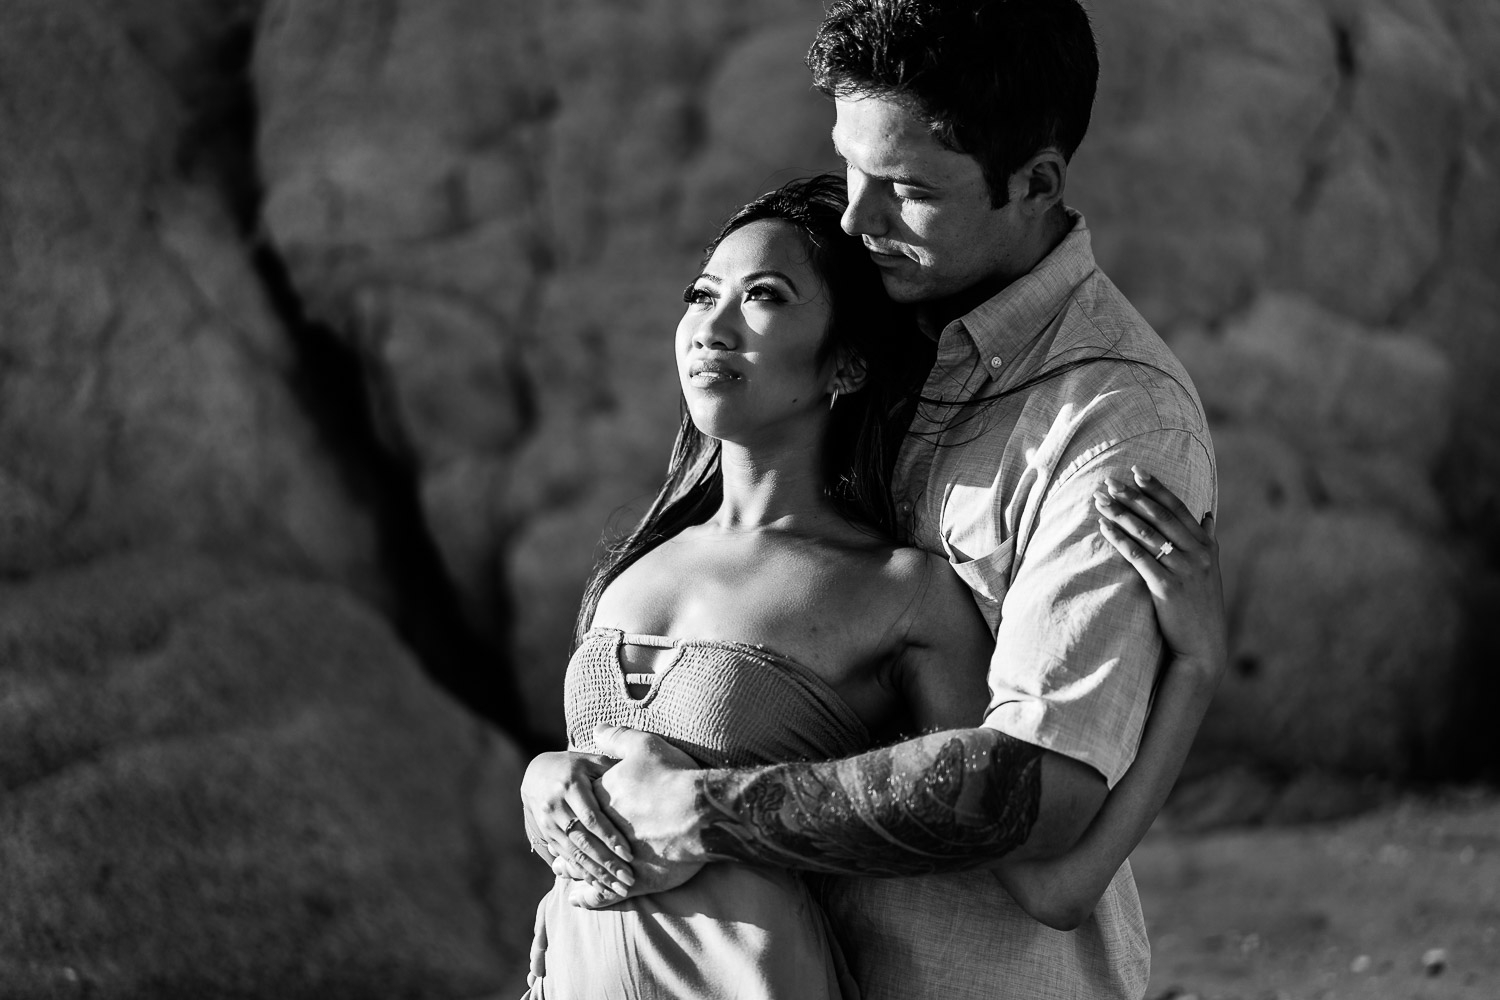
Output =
[{"x1": 1046, "y1": 270, "x2": 1209, "y2": 439}]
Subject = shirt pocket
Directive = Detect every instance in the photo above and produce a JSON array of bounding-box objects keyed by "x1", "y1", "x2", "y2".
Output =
[{"x1": 940, "y1": 535, "x2": 1017, "y2": 631}]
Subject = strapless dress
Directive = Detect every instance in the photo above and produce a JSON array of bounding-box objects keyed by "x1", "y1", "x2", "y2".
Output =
[{"x1": 531, "y1": 626, "x2": 870, "y2": 1000}]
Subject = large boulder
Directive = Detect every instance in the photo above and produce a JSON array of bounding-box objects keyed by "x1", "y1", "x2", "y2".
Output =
[
  {"x1": 1201, "y1": 509, "x2": 1463, "y2": 776},
  {"x1": 1, "y1": 1, "x2": 549, "y2": 995},
  {"x1": 0, "y1": 551, "x2": 550, "y2": 998},
  {"x1": 0, "y1": 0, "x2": 378, "y2": 593},
  {"x1": 1172, "y1": 293, "x2": 1464, "y2": 773},
  {"x1": 1081, "y1": 0, "x2": 1500, "y2": 572}
]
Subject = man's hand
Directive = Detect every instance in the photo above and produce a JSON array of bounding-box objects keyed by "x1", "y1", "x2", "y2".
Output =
[{"x1": 570, "y1": 724, "x2": 707, "y2": 907}]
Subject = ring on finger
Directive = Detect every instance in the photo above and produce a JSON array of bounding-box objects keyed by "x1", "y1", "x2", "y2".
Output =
[
  {"x1": 1154, "y1": 539, "x2": 1174, "y2": 561},
  {"x1": 563, "y1": 817, "x2": 583, "y2": 836}
]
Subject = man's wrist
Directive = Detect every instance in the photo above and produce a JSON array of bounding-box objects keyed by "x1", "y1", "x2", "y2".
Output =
[
  {"x1": 611, "y1": 764, "x2": 713, "y2": 864},
  {"x1": 659, "y1": 767, "x2": 712, "y2": 863}
]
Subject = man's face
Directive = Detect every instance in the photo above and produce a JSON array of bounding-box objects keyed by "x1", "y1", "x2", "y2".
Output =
[{"x1": 832, "y1": 94, "x2": 1027, "y2": 307}]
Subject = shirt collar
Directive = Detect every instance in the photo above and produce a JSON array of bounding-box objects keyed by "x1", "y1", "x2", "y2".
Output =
[{"x1": 945, "y1": 209, "x2": 1097, "y2": 381}]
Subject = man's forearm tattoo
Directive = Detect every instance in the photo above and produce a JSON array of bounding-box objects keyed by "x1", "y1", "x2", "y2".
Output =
[{"x1": 696, "y1": 728, "x2": 1043, "y2": 876}]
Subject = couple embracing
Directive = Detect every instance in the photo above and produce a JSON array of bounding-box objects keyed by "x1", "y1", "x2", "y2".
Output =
[{"x1": 521, "y1": 0, "x2": 1221, "y2": 997}]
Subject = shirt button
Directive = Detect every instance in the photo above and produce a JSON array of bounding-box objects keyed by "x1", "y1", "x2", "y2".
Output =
[
  {"x1": 898, "y1": 501, "x2": 913, "y2": 515},
  {"x1": 989, "y1": 356, "x2": 1003, "y2": 369}
]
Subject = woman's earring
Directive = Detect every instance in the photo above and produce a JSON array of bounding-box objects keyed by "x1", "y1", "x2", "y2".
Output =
[{"x1": 829, "y1": 386, "x2": 840, "y2": 411}]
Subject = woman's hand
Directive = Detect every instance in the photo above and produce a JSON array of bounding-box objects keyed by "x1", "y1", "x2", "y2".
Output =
[
  {"x1": 1094, "y1": 466, "x2": 1227, "y2": 688},
  {"x1": 521, "y1": 750, "x2": 636, "y2": 898}
]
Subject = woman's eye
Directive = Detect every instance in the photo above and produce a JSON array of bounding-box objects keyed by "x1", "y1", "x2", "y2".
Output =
[
  {"x1": 683, "y1": 284, "x2": 714, "y2": 305},
  {"x1": 745, "y1": 284, "x2": 783, "y2": 302}
]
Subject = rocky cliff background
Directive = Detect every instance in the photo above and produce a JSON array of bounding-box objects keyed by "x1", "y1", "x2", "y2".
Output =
[{"x1": 2, "y1": 0, "x2": 1497, "y2": 996}]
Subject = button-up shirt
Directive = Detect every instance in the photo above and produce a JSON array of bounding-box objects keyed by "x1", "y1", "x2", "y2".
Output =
[{"x1": 823, "y1": 212, "x2": 1217, "y2": 999}]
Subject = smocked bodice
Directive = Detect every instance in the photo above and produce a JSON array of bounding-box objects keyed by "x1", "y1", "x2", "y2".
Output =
[{"x1": 565, "y1": 626, "x2": 869, "y2": 768}]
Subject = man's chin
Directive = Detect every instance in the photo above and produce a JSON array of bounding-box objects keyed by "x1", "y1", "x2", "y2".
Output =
[{"x1": 876, "y1": 271, "x2": 930, "y2": 304}]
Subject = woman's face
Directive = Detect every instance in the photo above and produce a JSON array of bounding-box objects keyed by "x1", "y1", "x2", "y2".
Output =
[{"x1": 677, "y1": 219, "x2": 837, "y2": 445}]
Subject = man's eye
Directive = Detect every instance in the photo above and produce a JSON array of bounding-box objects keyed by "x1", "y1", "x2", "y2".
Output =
[{"x1": 894, "y1": 188, "x2": 929, "y2": 203}]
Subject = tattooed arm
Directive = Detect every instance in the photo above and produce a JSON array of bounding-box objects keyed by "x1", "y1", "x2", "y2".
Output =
[
  {"x1": 697, "y1": 727, "x2": 1048, "y2": 875},
  {"x1": 591, "y1": 723, "x2": 1107, "y2": 882}
]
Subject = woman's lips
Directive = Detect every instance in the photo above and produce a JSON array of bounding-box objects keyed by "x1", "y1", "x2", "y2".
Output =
[{"x1": 687, "y1": 359, "x2": 742, "y2": 388}]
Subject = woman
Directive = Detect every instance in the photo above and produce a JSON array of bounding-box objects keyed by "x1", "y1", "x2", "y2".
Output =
[{"x1": 522, "y1": 175, "x2": 1225, "y2": 998}]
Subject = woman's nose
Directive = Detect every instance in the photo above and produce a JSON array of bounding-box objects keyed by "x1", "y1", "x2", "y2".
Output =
[{"x1": 692, "y1": 303, "x2": 738, "y2": 350}]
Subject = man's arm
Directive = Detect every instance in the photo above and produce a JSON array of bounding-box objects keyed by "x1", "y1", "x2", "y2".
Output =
[
  {"x1": 696, "y1": 729, "x2": 1108, "y2": 875},
  {"x1": 593, "y1": 724, "x2": 1106, "y2": 881}
]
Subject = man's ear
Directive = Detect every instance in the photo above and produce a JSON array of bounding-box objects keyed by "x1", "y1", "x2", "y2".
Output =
[
  {"x1": 1013, "y1": 149, "x2": 1067, "y2": 216},
  {"x1": 828, "y1": 350, "x2": 869, "y2": 395}
]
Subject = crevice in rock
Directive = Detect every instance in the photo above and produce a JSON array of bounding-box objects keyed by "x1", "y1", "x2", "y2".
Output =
[
  {"x1": 1385, "y1": 135, "x2": 1467, "y2": 329},
  {"x1": 1445, "y1": 573, "x2": 1500, "y2": 782},
  {"x1": 177, "y1": 19, "x2": 548, "y2": 756},
  {"x1": 252, "y1": 246, "x2": 545, "y2": 753},
  {"x1": 1292, "y1": 13, "x2": 1361, "y2": 215},
  {"x1": 1332, "y1": 19, "x2": 1358, "y2": 79}
]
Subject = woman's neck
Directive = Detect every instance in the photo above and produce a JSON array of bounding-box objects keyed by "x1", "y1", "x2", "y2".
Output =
[{"x1": 707, "y1": 436, "x2": 835, "y2": 533}]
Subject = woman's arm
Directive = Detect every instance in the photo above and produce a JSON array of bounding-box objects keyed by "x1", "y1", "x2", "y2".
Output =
[{"x1": 993, "y1": 468, "x2": 1227, "y2": 930}]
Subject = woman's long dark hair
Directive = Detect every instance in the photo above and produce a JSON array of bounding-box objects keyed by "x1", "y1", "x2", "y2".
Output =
[{"x1": 572, "y1": 174, "x2": 930, "y2": 647}]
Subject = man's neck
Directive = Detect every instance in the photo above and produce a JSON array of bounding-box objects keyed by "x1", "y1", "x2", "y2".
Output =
[{"x1": 915, "y1": 206, "x2": 1073, "y2": 336}]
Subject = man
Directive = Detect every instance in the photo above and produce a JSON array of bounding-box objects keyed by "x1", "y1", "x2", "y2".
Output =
[{"x1": 547, "y1": 1, "x2": 1216, "y2": 995}]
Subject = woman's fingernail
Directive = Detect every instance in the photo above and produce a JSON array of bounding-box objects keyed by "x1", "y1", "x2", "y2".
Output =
[
  {"x1": 1094, "y1": 491, "x2": 1112, "y2": 507},
  {"x1": 611, "y1": 881, "x2": 630, "y2": 897},
  {"x1": 617, "y1": 868, "x2": 636, "y2": 886},
  {"x1": 1132, "y1": 466, "x2": 1153, "y2": 484},
  {"x1": 615, "y1": 842, "x2": 634, "y2": 863}
]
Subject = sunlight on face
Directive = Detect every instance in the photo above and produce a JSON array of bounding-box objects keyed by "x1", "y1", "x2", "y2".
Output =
[
  {"x1": 676, "y1": 219, "x2": 836, "y2": 444},
  {"x1": 833, "y1": 94, "x2": 1025, "y2": 305}
]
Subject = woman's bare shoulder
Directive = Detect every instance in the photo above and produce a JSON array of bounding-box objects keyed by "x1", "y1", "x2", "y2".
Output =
[
  {"x1": 867, "y1": 543, "x2": 955, "y2": 590},
  {"x1": 842, "y1": 543, "x2": 963, "y2": 624},
  {"x1": 876, "y1": 546, "x2": 988, "y2": 643}
]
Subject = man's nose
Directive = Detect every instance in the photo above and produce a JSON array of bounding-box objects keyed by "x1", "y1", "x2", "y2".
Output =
[{"x1": 841, "y1": 173, "x2": 884, "y2": 238}]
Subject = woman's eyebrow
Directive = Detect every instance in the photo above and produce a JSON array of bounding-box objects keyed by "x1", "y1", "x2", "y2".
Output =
[{"x1": 741, "y1": 269, "x2": 799, "y2": 296}]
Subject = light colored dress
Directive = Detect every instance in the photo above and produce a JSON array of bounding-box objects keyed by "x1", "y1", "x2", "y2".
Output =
[{"x1": 529, "y1": 626, "x2": 869, "y2": 1000}]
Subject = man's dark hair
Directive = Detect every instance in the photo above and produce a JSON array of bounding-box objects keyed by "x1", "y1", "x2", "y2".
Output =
[{"x1": 808, "y1": 0, "x2": 1099, "y2": 207}]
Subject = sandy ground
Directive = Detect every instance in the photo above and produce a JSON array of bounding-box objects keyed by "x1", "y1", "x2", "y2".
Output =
[
  {"x1": 499, "y1": 788, "x2": 1499, "y2": 998},
  {"x1": 1134, "y1": 788, "x2": 1500, "y2": 1000}
]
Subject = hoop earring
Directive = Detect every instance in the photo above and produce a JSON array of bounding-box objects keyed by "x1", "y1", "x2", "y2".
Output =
[{"x1": 829, "y1": 387, "x2": 840, "y2": 411}]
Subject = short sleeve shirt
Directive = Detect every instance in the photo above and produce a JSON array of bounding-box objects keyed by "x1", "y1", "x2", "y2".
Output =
[{"x1": 821, "y1": 212, "x2": 1217, "y2": 1000}]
